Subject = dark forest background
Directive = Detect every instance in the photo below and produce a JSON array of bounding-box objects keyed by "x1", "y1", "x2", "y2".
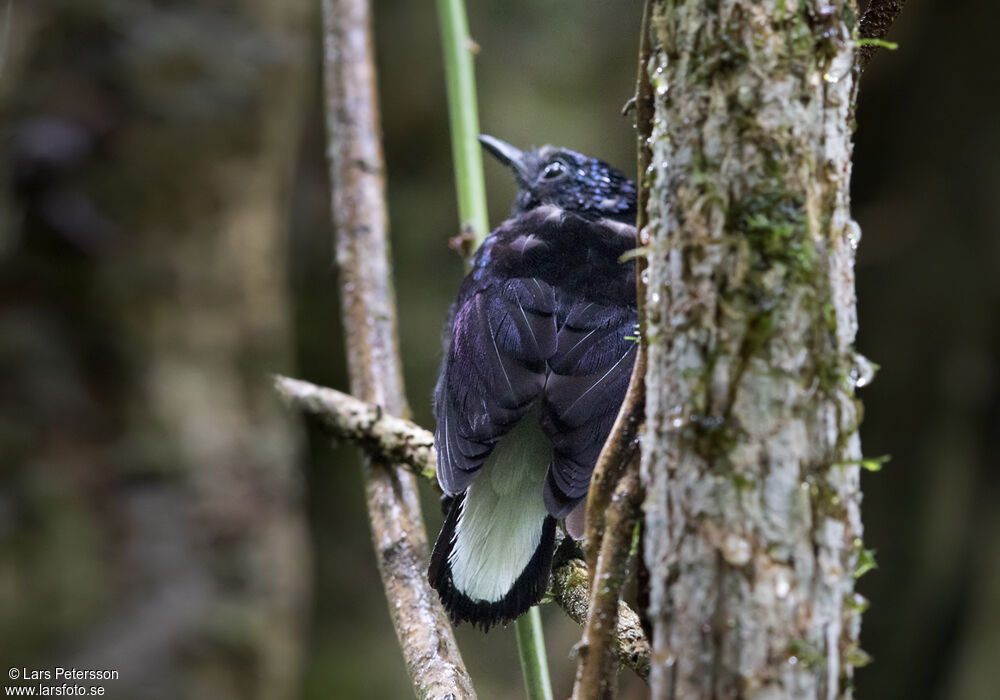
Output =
[{"x1": 1, "y1": 1, "x2": 996, "y2": 699}]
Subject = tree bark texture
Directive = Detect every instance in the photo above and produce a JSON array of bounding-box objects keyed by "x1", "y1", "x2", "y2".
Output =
[
  {"x1": 642, "y1": 2, "x2": 865, "y2": 698},
  {"x1": 321, "y1": 0, "x2": 475, "y2": 697},
  {"x1": 1, "y1": 1, "x2": 312, "y2": 698}
]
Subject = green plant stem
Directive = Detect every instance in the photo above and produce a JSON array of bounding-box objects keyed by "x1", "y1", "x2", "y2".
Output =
[
  {"x1": 435, "y1": 0, "x2": 490, "y2": 248},
  {"x1": 515, "y1": 608, "x2": 554, "y2": 700},
  {"x1": 436, "y1": 1, "x2": 553, "y2": 696}
]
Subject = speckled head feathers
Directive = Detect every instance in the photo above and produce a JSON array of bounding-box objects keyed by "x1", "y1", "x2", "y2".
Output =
[{"x1": 479, "y1": 135, "x2": 637, "y2": 225}]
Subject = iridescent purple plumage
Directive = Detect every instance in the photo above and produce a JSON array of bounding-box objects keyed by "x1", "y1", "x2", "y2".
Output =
[{"x1": 428, "y1": 137, "x2": 638, "y2": 629}]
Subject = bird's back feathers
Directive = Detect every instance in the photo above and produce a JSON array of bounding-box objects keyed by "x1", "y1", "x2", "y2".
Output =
[
  {"x1": 430, "y1": 209, "x2": 637, "y2": 628},
  {"x1": 429, "y1": 139, "x2": 638, "y2": 629}
]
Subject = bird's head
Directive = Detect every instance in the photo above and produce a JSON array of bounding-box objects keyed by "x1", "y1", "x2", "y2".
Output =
[{"x1": 479, "y1": 135, "x2": 636, "y2": 225}]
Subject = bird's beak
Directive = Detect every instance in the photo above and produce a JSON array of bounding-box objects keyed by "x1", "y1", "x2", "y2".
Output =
[{"x1": 479, "y1": 135, "x2": 528, "y2": 181}]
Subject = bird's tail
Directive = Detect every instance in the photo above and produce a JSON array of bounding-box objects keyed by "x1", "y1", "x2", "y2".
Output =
[{"x1": 428, "y1": 482, "x2": 555, "y2": 631}]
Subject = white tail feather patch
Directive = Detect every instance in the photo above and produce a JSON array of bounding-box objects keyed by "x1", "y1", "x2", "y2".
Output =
[{"x1": 449, "y1": 406, "x2": 550, "y2": 603}]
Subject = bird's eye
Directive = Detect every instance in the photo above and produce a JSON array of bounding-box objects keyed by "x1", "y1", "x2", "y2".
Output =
[{"x1": 541, "y1": 161, "x2": 566, "y2": 180}]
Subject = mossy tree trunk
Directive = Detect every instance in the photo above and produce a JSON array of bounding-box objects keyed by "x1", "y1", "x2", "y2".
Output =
[
  {"x1": 641, "y1": 2, "x2": 865, "y2": 698},
  {"x1": 0, "y1": 1, "x2": 311, "y2": 697}
]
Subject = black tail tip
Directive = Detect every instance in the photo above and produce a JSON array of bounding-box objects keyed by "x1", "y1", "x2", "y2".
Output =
[{"x1": 428, "y1": 505, "x2": 557, "y2": 632}]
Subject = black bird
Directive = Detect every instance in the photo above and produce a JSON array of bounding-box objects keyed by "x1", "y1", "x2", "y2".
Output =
[{"x1": 427, "y1": 136, "x2": 639, "y2": 630}]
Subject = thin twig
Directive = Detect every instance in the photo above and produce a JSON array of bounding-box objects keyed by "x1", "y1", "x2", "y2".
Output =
[
  {"x1": 857, "y1": 0, "x2": 908, "y2": 71},
  {"x1": 273, "y1": 374, "x2": 652, "y2": 680},
  {"x1": 574, "y1": 6, "x2": 655, "y2": 696},
  {"x1": 630, "y1": 0, "x2": 657, "y2": 649},
  {"x1": 321, "y1": 0, "x2": 475, "y2": 697},
  {"x1": 581, "y1": 0, "x2": 654, "y2": 577},
  {"x1": 583, "y1": 358, "x2": 645, "y2": 576},
  {"x1": 572, "y1": 467, "x2": 643, "y2": 699}
]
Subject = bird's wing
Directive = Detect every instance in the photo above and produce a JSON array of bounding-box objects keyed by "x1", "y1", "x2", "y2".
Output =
[
  {"x1": 542, "y1": 300, "x2": 638, "y2": 517},
  {"x1": 434, "y1": 277, "x2": 557, "y2": 494}
]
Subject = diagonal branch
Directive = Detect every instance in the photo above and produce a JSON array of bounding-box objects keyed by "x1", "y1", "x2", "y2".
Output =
[
  {"x1": 857, "y1": 0, "x2": 908, "y2": 70},
  {"x1": 551, "y1": 553, "x2": 650, "y2": 681},
  {"x1": 573, "y1": 3, "x2": 654, "y2": 697},
  {"x1": 273, "y1": 374, "x2": 651, "y2": 681},
  {"x1": 583, "y1": 355, "x2": 645, "y2": 575},
  {"x1": 572, "y1": 465, "x2": 644, "y2": 699},
  {"x1": 582, "y1": 0, "x2": 653, "y2": 578},
  {"x1": 274, "y1": 376, "x2": 435, "y2": 480},
  {"x1": 321, "y1": 0, "x2": 474, "y2": 696}
]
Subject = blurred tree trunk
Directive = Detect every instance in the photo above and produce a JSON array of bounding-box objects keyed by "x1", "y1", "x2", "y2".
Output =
[
  {"x1": 0, "y1": 1, "x2": 311, "y2": 698},
  {"x1": 641, "y1": 2, "x2": 865, "y2": 698}
]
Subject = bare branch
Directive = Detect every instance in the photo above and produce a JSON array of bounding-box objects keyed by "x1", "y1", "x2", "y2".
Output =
[
  {"x1": 273, "y1": 374, "x2": 652, "y2": 680},
  {"x1": 551, "y1": 556, "x2": 650, "y2": 682},
  {"x1": 582, "y1": 0, "x2": 653, "y2": 580},
  {"x1": 583, "y1": 357, "x2": 645, "y2": 576},
  {"x1": 572, "y1": 467, "x2": 643, "y2": 699},
  {"x1": 858, "y1": 0, "x2": 908, "y2": 70},
  {"x1": 573, "y1": 6, "x2": 654, "y2": 696},
  {"x1": 273, "y1": 375, "x2": 436, "y2": 480},
  {"x1": 321, "y1": 0, "x2": 474, "y2": 696}
]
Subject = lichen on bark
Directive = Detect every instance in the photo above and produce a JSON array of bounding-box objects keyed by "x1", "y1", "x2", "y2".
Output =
[{"x1": 642, "y1": 1, "x2": 865, "y2": 698}]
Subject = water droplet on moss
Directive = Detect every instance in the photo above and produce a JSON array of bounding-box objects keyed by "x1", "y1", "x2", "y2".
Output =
[
  {"x1": 846, "y1": 221, "x2": 862, "y2": 251},
  {"x1": 850, "y1": 353, "x2": 878, "y2": 388}
]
